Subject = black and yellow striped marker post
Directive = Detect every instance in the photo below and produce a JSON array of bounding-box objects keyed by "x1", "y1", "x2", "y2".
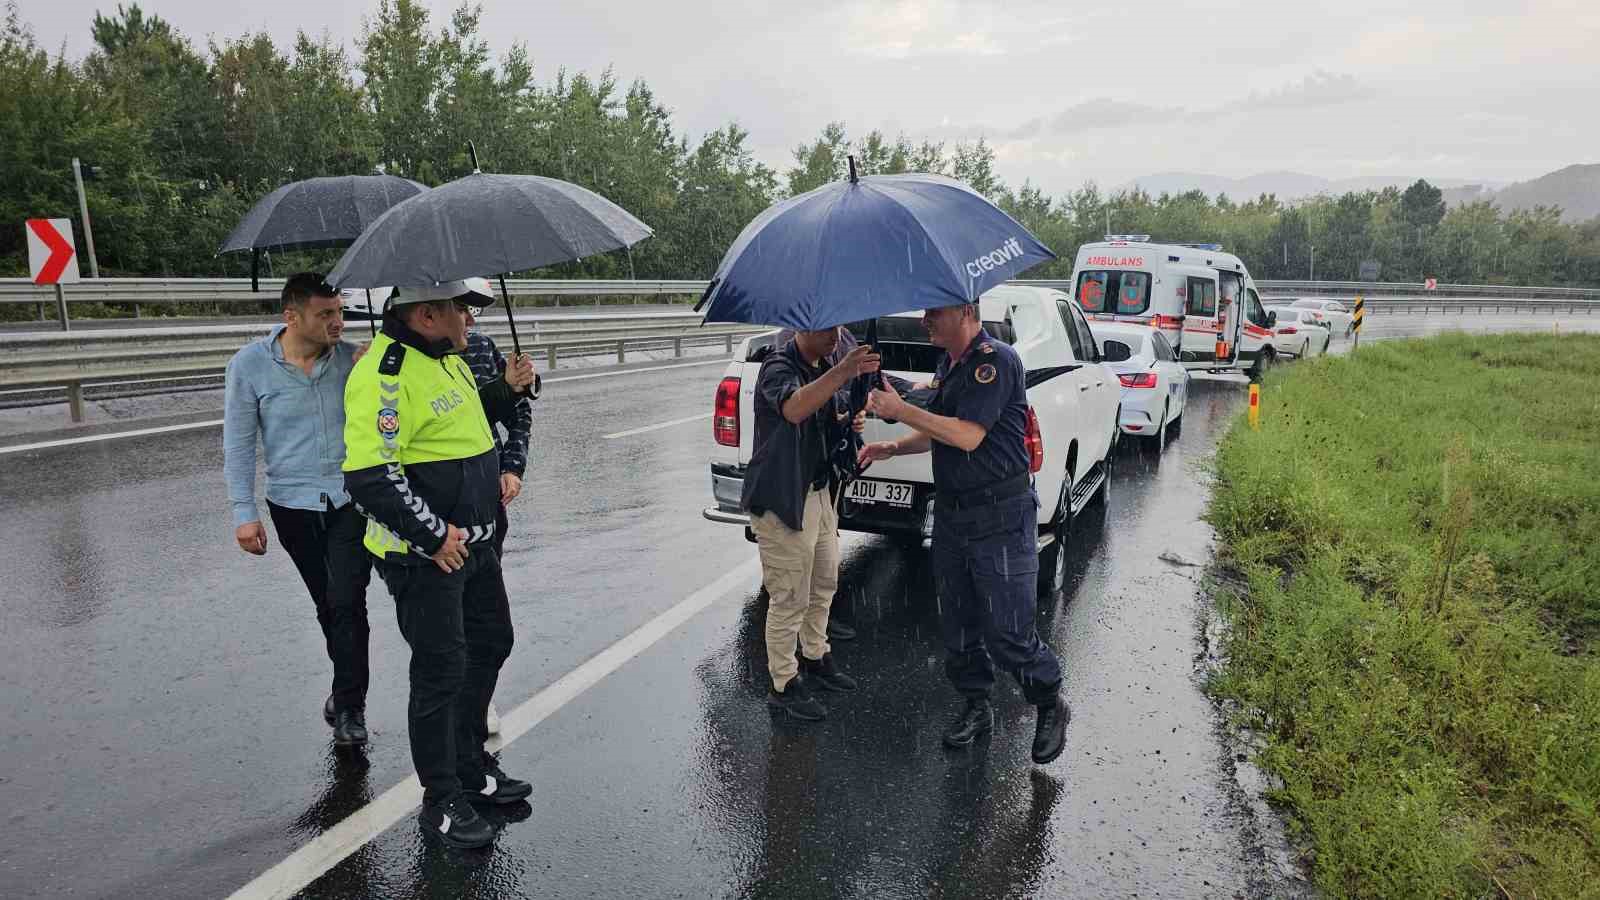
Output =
[{"x1": 1352, "y1": 294, "x2": 1366, "y2": 349}]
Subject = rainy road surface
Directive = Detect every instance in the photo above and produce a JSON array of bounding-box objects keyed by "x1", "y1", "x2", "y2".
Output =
[{"x1": 0, "y1": 314, "x2": 1594, "y2": 899}]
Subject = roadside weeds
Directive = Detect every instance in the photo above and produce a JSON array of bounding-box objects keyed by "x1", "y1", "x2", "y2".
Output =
[{"x1": 1204, "y1": 333, "x2": 1600, "y2": 899}]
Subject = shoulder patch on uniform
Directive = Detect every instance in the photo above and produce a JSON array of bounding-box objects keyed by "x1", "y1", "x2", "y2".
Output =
[
  {"x1": 979, "y1": 342, "x2": 995, "y2": 354},
  {"x1": 975, "y1": 363, "x2": 997, "y2": 384},
  {"x1": 378, "y1": 343, "x2": 407, "y2": 376},
  {"x1": 377, "y1": 407, "x2": 399, "y2": 438}
]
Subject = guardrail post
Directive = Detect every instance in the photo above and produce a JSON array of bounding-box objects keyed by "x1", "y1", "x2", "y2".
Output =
[
  {"x1": 617, "y1": 340, "x2": 626, "y2": 364},
  {"x1": 725, "y1": 333, "x2": 733, "y2": 354},
  {"x1": 66, "y1": 382, "x2": 85, "y2": 422},
  {"x1": 547, "y1": 346, "x2": 558, "y2": 369},
  {"x1": 674, "y1": 336, "x2": 683, "y2": 358},
  {"x1": 54, "y1": 284, "x2": 70, "y2": 332}
]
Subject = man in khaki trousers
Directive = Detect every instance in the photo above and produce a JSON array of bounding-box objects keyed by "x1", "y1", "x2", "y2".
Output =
[{"x1": 741, "y1": 327, "x2": 879, "y2": 720}]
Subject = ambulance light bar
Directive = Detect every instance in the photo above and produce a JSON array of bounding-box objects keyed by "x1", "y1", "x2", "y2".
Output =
[{"x1": 1103, "y1": 234, "x2": 1151, "y2": 242}]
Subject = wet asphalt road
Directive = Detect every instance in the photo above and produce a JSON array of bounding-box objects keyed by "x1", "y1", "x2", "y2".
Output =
[{"x1": 1, "y1": 315, "x2": 1593, "y2": 899}]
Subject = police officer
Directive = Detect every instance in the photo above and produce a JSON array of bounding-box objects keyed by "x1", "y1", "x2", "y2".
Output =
[
  {"x1": 343, "y1": 280, "x2": 537, "y2": 848},
  {"x1": 860, "y1": 301, "x2": 1070, "y2": 765}
]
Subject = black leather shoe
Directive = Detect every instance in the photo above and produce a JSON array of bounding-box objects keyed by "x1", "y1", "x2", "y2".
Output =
[
  {"x1": 767, "y1": 677, "x2": 827, "y2": 721},
  {"x1": 943, "y1": 697, "x2": 993, "y2": 748},
  {"x1": 826, "y1": 619, "x2": 857, "y2": 641},
  {"x1": 333, "y1": 708, "x2": 368, "y2": 747},
  {"x1": 467, "y1": 761, "x2": 533, "y2": 805},
  {"x1": 419, "y1": 795, "x2": 494, "y2": 849},
  {"x1": 1031, "y1": 697, "x2": 1071, "y2": 764},
  {"x1": 323, "y1": 694, "x2": 336, "y2": 727},
  {"x1": 798, "y1": 652, "x2": 858, "y2": 692}
]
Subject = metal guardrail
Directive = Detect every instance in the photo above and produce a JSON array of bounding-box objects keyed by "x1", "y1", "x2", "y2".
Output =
[
  {"x1": 0, "y1": 314, "x2": 766, "y2": 422},
  {"x1": 6, "y1": 277, "x2": 1598, "y2": 329},
  {"x1": 0, "y1": 277, "x2": 711, "y2": 329}
]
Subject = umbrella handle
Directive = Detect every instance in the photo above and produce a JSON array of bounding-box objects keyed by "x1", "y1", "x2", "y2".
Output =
[
  {"x1": 364, "y1": 289, "x2": 376, "y2": 337},
  {"x1": 498, "y1": 275, "x2": 521, "y2": 356}
]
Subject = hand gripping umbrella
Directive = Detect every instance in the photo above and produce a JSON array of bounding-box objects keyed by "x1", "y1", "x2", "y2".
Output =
[
  {"x1": 696, "y1": 157, "x2": 1055, "y2": 331},
  {"x1": 219, "y1": 174, "x2": 429, "y2": 334},
  {"x1": 327, "y1": 149, "x2": 654, "y2": 355}
]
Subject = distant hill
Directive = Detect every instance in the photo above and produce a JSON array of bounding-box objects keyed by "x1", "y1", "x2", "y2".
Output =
[
  {"x1": 1119, "y1": 171, "x2": 1489, "y2": 202},
  {"x1": 1117, "y1": 166, "x2": 1600, "y2": 223},
  {"x1": 1487, "y1": 164, "x2": 1600, "y2": 222}
]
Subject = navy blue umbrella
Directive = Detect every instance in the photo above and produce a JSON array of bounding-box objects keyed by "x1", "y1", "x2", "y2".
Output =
[{"x1": 696, "y1": 162, "x2": 1054, "y2": 330}]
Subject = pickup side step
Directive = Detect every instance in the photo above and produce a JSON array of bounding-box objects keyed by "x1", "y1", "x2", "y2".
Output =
[{"x1": 1067, "y1": 461, "x2": 1106, "y2": 518}]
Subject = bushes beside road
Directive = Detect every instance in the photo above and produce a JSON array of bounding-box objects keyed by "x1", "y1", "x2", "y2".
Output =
[{"x1": 1208, "y1": 333, "x2": 1600, "y2": 898}]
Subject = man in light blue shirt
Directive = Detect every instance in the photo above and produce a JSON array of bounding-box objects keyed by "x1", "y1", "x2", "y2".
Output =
[{"x1": 224, "y1": 273, "x2": 372, "y2": 747}]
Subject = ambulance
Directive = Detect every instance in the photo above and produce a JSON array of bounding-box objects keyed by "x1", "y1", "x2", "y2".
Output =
[{"x1": 1068, "y1": 236, "x2": 1278, "y2": 376}]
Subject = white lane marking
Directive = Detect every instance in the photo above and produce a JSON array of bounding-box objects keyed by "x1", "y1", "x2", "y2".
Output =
[
  {"x1": 0, "y1": 359, "x2": 733, "y2": 455},
  {"x1": 603, "y1": 412, "x2": 712, "y2": 440},
  {"x1": 0, "y1": 420, "x2": 223, "y2": 455},
  {"x1": 227, "y1": 556, "x2": 762, "y2": 900}
]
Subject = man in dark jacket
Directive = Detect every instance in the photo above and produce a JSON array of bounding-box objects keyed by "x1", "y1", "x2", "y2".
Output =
[
  {"x1": 461, "y1": 299, "x2": 534, "y2": 736},
  {"x1": 343, "y1": 281, "x2": 537, "y2": 849},
  {"x1": 741, "y1": 327, "x2": 878, "y2": 721}
]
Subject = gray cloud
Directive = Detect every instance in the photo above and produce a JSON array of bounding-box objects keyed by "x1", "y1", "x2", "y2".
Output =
[
  {"x1": 16, "y1": 0, "x2": 1600, "y2": 194},
  {"x1": 1239, "y1": 71, "x2": 1377, "y2": 111}
]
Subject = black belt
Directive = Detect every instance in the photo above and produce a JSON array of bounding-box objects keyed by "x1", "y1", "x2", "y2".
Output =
[{"x1": 940, "y1": 472, "x2": 1031, "y2": 512}]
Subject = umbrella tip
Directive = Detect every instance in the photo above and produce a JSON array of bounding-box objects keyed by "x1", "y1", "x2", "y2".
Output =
[
  {"x1": 848, "y1": 155, "x2": 859, "y2": 184},
  {"x1": 468, "y1": 140, "x2": 482, "y2": 175}
]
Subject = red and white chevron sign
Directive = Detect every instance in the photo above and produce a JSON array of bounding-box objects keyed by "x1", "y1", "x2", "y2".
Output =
[{"x1": 26, "y1": 218, "x2": 80, "y2": 285}]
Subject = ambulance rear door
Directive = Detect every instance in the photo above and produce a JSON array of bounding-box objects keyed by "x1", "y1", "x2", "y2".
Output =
[
  {"x1": 1215, "y1": 269, "x2": 1246, "y2": 367},
  {"x1": 1170, "y1": 266, "x2": 1220, "y2": 368}
]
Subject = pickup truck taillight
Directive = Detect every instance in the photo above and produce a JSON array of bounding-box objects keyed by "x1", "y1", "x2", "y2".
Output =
[
  {"x1": 1024, "y1": 406, "x2": 1044, "y2": 474},
  {"x1": 714, "y1": 377, "x2": 740, "y2": 447},
  {"x1": 1117, "y1": 372, "x2": 1158, "y2": 388}
]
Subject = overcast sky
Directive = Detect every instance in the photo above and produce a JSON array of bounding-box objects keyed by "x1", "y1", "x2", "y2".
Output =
[{"x1": 21, "y1": 0, "x2": 1600, "y2": 195}]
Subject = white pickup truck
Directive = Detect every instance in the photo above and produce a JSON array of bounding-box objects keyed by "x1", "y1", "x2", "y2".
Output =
[{"x1": 702, "y1": 285, "x2": 1121, "y2": 596}]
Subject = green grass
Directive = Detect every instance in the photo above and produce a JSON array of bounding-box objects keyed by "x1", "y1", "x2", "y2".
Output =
[{"x1": 1208, "y1": 333, "x2": 1600, "y2": 899}]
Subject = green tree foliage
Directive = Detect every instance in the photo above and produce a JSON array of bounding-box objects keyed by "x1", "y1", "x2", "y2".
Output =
[{"x1": 2, "y1": 1, "x2": 1597, "y2": 287}]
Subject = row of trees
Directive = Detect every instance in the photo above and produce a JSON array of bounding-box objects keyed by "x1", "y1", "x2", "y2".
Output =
[{"x1": 4, "y1": 1, "x2": 1599, "y2": 287}]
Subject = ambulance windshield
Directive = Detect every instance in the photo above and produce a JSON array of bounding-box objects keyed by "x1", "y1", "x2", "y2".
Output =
[{"x1": 1075, "y1": 270, "x2": 1152, "y2": 315}]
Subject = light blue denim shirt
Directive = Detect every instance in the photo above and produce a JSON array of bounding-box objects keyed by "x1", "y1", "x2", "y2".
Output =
[{"x1": 223, "y1": 325, "x2": 359, "y2": 527}]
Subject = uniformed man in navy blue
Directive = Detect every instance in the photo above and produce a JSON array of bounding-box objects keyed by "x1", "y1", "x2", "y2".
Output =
[{"x1": 860, "y1": 301, "x2": 1069, "y2": 764}]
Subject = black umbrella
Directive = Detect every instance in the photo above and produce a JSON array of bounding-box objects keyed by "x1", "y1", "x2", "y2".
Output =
[
  {"x1": 219, "y1": 174, "x2": 428, "y2": 334},
  {"x1": 326, "y1": 162, "x2": 653, "y2": 354}
]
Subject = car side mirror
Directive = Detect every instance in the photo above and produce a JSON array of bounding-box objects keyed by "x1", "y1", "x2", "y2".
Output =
[
  {"x1": 1266, "y1": 310, "x2": 1278, "y2": 327},
  {"x1": 1102, "y1": 341, "x2": 1133, "y2": 362}
]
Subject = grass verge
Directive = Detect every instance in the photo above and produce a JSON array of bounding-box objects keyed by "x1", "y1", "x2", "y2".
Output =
[{"x1": 1208, "y1": 333, "x2": 1600, "y2": 898}]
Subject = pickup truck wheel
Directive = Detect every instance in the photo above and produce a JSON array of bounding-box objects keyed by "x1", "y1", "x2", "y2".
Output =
[
  {"x1": 1038, "y1": 518, "x2": 1070, "y2": 598},
  {"x1": 1092, "y1": 423, "x2": 1115, "y2": 509}
]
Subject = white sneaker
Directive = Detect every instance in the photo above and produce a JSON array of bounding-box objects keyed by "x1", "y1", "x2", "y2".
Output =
[{"x1": 485, "y1": 702, "x2": 501, "y2": 735}]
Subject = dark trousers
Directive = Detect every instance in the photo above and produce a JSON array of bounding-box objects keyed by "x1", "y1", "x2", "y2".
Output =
[
  {"x1": 378, "y1": 547, "x2": 514, "y2": 805},
  {"x1": 932, "y1": 492, "x2": 1062, "y2": 706},
  {"x1": 268, "y1": 500, "x2": 373, "y2": 714}
]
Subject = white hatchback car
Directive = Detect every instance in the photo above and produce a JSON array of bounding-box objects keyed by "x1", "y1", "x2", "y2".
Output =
[
  {"x1": 1291, "y1": 298, "x2": 1354, "y2": 335},
  {"x1": 1094, "y1": 322, "x2": 1190, "y2": 449},
  {"x1": 1272, "y1": 309, "x2": 1332, "y2": 358}
]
